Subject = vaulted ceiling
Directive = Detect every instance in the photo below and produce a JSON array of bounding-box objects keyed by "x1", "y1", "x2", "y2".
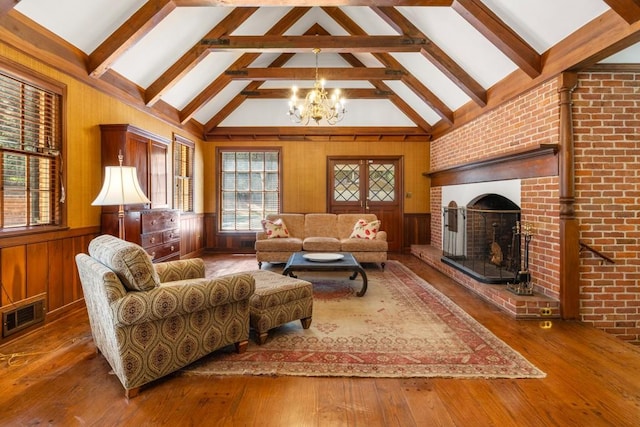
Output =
[{"x1": 2, "y1": 0, "x2": 639, "y2": 141}]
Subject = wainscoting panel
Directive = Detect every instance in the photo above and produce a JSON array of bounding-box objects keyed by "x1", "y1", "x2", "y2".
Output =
[
  {"x1": 180, "y1": 213, "x2": 205, "y2": 258},
  {"x1": 0, "y1": 227, "x2": 100, "y2": 344}
]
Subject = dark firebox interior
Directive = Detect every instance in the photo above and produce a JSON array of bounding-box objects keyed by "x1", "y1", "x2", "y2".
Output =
[{"x1": 442, "y1": 194, "x2": 521, "y2": 284}]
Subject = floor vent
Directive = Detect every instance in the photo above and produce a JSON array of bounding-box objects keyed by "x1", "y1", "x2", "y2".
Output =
[{"x1": 2, "y1": 296, "x2": 46, "y2": 338}]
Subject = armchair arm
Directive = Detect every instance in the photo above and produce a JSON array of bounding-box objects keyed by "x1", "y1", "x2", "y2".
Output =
[
  {"x1": 110, "y1": 272, "x2": 255, "y2": 326},
  {"x1": 154, "y1": 258, "x2": 205, "y2": 282},
  {"x1": 256, "y1": 231, "x2": 268, "y2": 241}
]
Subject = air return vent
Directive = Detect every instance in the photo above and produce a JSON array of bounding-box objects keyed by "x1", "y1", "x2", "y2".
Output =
[{"x1": 2, "y1": 295, "x2": 46, "y2": 338}]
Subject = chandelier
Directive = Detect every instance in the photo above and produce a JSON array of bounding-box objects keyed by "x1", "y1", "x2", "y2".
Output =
[{"x1": 287, "y1": 48, "x2": 346, "y2": 125}]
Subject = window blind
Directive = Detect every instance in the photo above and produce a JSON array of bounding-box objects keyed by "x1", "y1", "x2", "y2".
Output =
[{"x1": 0, "y1": 70, "x2": 62, "y2": 228}]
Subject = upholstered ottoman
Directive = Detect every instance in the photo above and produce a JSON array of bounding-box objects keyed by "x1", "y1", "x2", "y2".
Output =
[{"x1": 248, "y1": 270, "x2": 313, "y2": 344}]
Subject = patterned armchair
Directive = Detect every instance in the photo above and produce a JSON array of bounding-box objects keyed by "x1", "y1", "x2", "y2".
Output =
[{"x1": 75, "y1": 235, "x2": 255, "y2": 398}]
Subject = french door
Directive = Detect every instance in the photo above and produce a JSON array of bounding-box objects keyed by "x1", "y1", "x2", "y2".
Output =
[{"x1": 328, "y1": 157, "x2": 402, "y2": 252}]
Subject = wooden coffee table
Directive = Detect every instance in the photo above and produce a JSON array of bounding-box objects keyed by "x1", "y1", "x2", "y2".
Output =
[{"x1": 282, "y1": 252, "x2": 368, "y2": 297}]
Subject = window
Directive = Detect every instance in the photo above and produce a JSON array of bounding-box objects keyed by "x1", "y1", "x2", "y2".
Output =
[
  {"x1": 0, "y1": 63, "x2": 64, "y2": 231},
  {"x1": 173, "y1": 134, "x2": 194, "y2": 212},
  {"x1": 218, "y1": 149, "x2": 280, "y2": 231}
]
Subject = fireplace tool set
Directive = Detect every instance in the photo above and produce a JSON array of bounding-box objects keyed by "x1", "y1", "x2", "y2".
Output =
[{"x1": 507, "y1": 221, "x2": 534, "y2": 295}]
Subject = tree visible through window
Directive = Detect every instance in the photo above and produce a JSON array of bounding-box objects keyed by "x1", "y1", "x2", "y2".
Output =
[
  {"x1": 0, "y1": 64, "x2": 63, "y2": 230},
  {"x1": 173, "y1": 134, "x2": 194, "y2": 212},
  {"x1": 218, "y1": 149, "x2": 280, "y2": 231}
]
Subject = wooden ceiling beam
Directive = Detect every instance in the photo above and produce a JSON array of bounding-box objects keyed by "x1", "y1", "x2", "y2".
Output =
[
  {"x1": 0, "y1": 0, "x2": 19, "y2": 17},
  {"x1": 240, "y1": 88, "x2": 392, "y2": 99},
  {"x1": 603, "y1": 0, "x2": 640, "y2": 24},
  {"x1": 145, "y1": 6, "x2": 259, "y2": 106},
  {"x1": 175, "y1": 1, "x2": 452, "y2": 6},
  {"x1": 205, "y1": 126, "x2": 430, "y2": 139},
  {"x1": 371, "y1": 6, "x2": 487, "y2": 107},
  {"x1": 178, "y1": 7, "x2": 311, "y2": 124},
  {"x1": 452, "y1": 0, "x2": 541, "y2": 78},
  {"x1": 88, "y1": 0, "x2": 176, "y2": 79},
  {"x1": 336, "y1": 49, "x2": 433, "y2": 131},
  {"x1": 224, "y1": 67, "x2": 406, "y2": 80},
  {"x1": 201, "y1": 35, "x2": 428, "y2": 52},
  {"x1": 324, "y1": 7, "x2": 453, "y2": 125}
]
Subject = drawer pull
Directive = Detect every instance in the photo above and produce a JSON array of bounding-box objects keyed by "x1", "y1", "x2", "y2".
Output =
[
  {"x1": 170, "y1": 245, "x2": 175, "y2": 251},
  {"x1": 150, "y1": 237, "x2": 156, "y2": 243},
  {"x1": 151, "y1": 220, "x2": 157, "y2": 225},
  {"x1": 150, "y1": 252, "x2": 156, "y2": 259}
]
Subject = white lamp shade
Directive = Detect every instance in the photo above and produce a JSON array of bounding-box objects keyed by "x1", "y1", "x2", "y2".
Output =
[{"x1": 92, "y1": 166, "x2": 151, "y2": 206}]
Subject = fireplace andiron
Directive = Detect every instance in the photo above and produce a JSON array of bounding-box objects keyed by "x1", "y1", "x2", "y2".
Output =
[{"x1": 507, "y1": 221, "x2": 534, "y2": 295}]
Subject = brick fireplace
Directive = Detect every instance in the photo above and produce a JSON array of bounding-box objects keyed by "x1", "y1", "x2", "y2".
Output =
[{"x1": 416, "y1": 72, "x2": 640, "y2": 344}]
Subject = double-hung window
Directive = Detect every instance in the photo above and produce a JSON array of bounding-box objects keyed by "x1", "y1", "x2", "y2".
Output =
[
  {"x1": 173, "y1": 134, "x2": 194, "y2": 213},
  {"x1": 218, "y1": 148, "x2": 280, "y2": 231},
  {"x1": 0, "y1": 63, "x2": 64, "y2": 231}
]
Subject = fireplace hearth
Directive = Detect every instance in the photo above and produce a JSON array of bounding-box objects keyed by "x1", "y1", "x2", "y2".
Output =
[{"x1": 442, "y1": 194, "x2": 521, "y2": 284}]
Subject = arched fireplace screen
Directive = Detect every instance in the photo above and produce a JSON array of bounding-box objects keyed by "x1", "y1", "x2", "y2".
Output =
[{"x1": 442, "y1": 194, "x2": 521, "y2": 284}]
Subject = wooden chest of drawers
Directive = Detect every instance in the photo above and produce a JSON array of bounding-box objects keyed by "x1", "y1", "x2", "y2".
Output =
[{"x1": 101, "y1": 209, "x2": 180, "y2": 263}]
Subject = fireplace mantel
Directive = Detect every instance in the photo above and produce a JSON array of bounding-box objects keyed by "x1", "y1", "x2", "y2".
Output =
[{"x1": 424, "y1": 144, "x2": 559, "y2": 187}]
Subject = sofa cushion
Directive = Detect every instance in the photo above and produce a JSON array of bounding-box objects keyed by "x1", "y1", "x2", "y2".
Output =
[
  {"x1": 349, "y1": 219, "x2": 381, "y2": 240},
  {"x1": 255, "y1": 237, "x2": 303, "y2": 252},
  {"x1": 303, "y1": 236, "x2": 341, "y2": 252},
  {"x1": 341, "y1": 237, "x2": 388, "y2": 252},
  {"x1": 304, "y1": 213, "x2": 338, "y2": 238},
  {"x1": 89, "y1": 234, "x2": 160, "y2": 292},
  {"x1": 261, "y1": 218, "x2": 290, "y2": 238}
]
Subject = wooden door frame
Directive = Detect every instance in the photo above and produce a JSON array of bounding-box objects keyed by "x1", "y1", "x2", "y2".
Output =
[{"x1": 327, "y1": 155, "x2": 404, "y2": 251}]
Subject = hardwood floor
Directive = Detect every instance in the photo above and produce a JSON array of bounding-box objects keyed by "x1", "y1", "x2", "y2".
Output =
[{"x1": 1, "y1": 253, "x2": 639, "y2": 426}]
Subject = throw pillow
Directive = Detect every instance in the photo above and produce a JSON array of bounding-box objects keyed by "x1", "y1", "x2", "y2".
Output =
[
  {"x1": 349, "y1": 219, "x2": 381, "y2": 240},
  {"x1": 262, "y1": 218, "x2": 290, "y2": 238}
]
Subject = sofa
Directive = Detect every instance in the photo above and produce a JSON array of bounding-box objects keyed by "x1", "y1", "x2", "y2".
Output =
[
  {"x1": 255, "y1": 213, "x2": 388, "y2": 269},
  {"x1": 75, "y1": 235, "x2": 255, "y2": 398}
]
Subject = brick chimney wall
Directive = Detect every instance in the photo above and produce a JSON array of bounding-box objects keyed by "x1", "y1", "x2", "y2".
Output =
[
  {"x1": 430, "y1": 73, "x2": 640, "y2": 344},
  {"x1": 574, "y1": 71, "x2": 640, "y2": 343}
]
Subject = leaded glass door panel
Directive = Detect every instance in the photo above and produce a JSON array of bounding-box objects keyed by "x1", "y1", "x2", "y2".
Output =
[{"x1": 328, "y1": 157, "x2": 402, "y2": 252}]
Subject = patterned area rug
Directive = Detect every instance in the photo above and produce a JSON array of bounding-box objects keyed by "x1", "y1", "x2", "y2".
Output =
[{"x1": 183, "y1": 261, "x2": 545, "y2": 379}]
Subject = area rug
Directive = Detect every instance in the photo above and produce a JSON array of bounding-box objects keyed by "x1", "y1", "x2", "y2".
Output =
[{"x1": 183, "y1": 261, "x2": 545, "y2": 379}]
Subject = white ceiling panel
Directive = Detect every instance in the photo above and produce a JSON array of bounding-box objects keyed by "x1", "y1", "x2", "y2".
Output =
[
  {"x1": 14, "y1": 0, "x2": 146, "y2": 54},
  {"x1": 111, "y1": 7, "x2": 232, "y2": 87},
  {"x1": 383, "y1": 80, "x2": 443, "y2": 125}
]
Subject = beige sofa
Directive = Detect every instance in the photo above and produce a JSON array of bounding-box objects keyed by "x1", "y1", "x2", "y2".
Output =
[{"x1": 255, "y1": 213, "x2": 388, "y2": 269}]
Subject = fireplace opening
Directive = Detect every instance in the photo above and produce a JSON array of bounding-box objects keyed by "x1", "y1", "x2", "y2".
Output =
[{"x1": 442, "y1": 194, "x2": 521, "y2": 284}]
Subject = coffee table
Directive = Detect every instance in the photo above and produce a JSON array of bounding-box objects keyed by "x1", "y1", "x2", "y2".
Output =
[{"x1": 282, "y1": 252, "x2": 368, "y2": 297}]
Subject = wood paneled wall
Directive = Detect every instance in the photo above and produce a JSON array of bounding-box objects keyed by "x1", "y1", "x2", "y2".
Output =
[
  {"x1": 180, "y1": 213, "x2": 205, "y2": 258},
  {"x1": 0, "y1": 227, "x2": 100, "y2": 344}
]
